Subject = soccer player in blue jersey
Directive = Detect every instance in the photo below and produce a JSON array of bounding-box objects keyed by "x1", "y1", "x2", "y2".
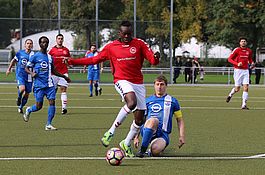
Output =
[
  {"x1": 83, "y1": 44, "x2": 103, "y2": 97},
  {"x1": 6, "y1": 39, "x2": 34, "y2": 114},
  {"x1": 24, "y1": 36, "x2": 71, "y2": 130},
  {"x1": 134, "y1": 75, "x2": 185, "y2": 157}
]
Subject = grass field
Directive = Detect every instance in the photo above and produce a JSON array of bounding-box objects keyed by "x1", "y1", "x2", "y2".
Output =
[{"x1": 0, "y1": 83, "x2": 265, "y2": 175}]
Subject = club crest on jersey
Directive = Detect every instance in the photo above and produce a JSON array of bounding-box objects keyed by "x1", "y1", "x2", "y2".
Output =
[
  {"x1": 40, "y1": 61, "x2": 48, "y2": 69},
  {"x1": 151, "y1": 103, "x2": 162, "y2": 113},
  {"x1": 130, "y1": 47, "x2": 136, "y2": 54},
  {"x1": 21, "y1": 58, "x2": 28, "y2": 65},
  {"x1": 165, "y1": 101, "x2": 171, "y2": 106}
]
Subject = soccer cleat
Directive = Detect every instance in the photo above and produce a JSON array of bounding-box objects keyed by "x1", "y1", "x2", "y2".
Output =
[
  {"x1": 16, "y1": 97, "x2": 21, "y2": 106},
  {"x1": 89, "y1": 94, "x2": 93, "y2": 97},
  {"x1": 23, "y1": 107, "x2": 31, "y2": 122},
  {"x1": 226, "y1": 96, "x2": 232, "y2": 103},
  {"x1": 241, "y1": 106, "x2": 249, "y2": 110},
  {"x1": 45, "y1": 124, "x2": 57, "y2": 131},
  {"x1": 119, "y1": 140, "x2": 134, "y2": 158},
  {"x1": 99, "y1": 88, "x2": 102, "y2": 95},
  {"x1": 101, "y1": 131, "x2": 114, "y2": 147},
  {"x1": 135, "y1": 150, "x2": 145, "y2": 158},
  {"x1": 18, "y1": 108, "x2": 23, "y2": 114},
  {"x1": 62, "y1": 108, "x2": 67, "y2": 115}
]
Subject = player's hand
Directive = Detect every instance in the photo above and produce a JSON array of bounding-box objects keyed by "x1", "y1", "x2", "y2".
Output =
[
  {"x1": 250, "y1": 63, "x2": 255, "y2": 69},
  {"x1": 64, "y1": 76, "x2": 71, "y2": 83},
  {"x1": 133, "y1": 137, "x2": 140, "y2": 148},
  {"x1": 237, "y1": 62, "x2": 242, "y2": 67},
  {"x1": 63, "y1": 57, "x2": 70, "y2": 66},
  {"x1": 178, "y1": 136, "x2": 185, "y2": 149},
  {"x1": 154, "y1": 51, "x2": 160, "y2": 60},
  {"x1": 31, "y1": 72, "x2": 37, "y2": 78},
  {"x1": 6, "y1": 70, "x2": 10, "y2": 76},
  {"x1": 100, "y1": 67, "x2": 104, "y2": 73}
]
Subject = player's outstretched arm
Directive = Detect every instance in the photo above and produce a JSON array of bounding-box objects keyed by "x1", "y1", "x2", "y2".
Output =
[{"x1": 6, "y1": 59, "x2": 17, "y2": 76}]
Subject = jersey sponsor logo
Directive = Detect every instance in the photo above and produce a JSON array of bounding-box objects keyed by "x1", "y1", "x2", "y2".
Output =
[
  {"x1": 130, "y1": 47, "x2": 136, "y2": 54},
  {"x1": 21, "y1": 58, "x2": 28, "y2": 65},
  {"x1": 151, "y1": 103, "x2": 162, "y2": 113},
  {"x1": 40, "y1": 61, "x2": 48, "y2": 69},
  {"x1": 117, "y1": 57, "x2": 136, "y2": 61}
]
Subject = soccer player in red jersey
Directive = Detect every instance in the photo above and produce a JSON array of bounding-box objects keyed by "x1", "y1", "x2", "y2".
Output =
[
  {"x1": 226, "y1": 37, "x2": 254, "y2": 109},
  {"x1": 49, "y1": 34, "x2": 71, "y2": 114},
  {"x1": 65, "y1": 21, "x2": 160, "y2": 157}
]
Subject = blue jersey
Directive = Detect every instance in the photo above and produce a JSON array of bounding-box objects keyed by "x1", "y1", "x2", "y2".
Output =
[
  {"x1": 86, "y1": 52, "x2": 100, "y2": 72},
  {"x1": 14, "y1": 50, "x2": 34, "y2": 82},
  {"x1": 145, "y1": 94, "x2": 181, "y2": 134},
  {"x1": 27, "y1": 52, "x2": 54, "y2": 89}
]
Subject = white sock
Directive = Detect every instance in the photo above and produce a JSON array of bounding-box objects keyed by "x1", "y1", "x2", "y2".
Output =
[
  {"x1": 242, "y1": 91, "x2": 248, "y2": 107},
  {"x1": 61, "y1": 92, "x2": 67, "y2": 109},
  {"x1": 124, "y1": 120, "x2": 140, "y2": 146},
  {"x1": 229, "y1": 88, "x2": 236, "y2": 97},
  {"x1": 108, "y1": 105, "x2": 131, "y2": 134}
]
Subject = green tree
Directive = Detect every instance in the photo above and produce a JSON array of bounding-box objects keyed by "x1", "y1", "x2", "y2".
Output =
[
  {"x1": 207, "y1": 0, "x2": 265, "y2": 59},
  {"x1": 0, "y1": 0, "x2": 20, "y2": 48}
]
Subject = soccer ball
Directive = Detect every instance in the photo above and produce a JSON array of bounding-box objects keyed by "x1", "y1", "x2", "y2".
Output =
[{"x1": 105, "y1": 147, "x2": 125, "y2": 166}]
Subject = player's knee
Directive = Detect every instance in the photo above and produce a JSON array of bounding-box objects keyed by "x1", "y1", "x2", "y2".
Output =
[
  {"x1": 36, "y1": 104, "x2": 43, "y2": 110},
  {"x1": 151, "y1": 146, "x2": 162, "y2": 157},
  {"x1": 134, "y1": 118, "x2": 145, "y2": 126},
  {"x1": 127, "y1": 101, "x2": 137, "y2": 111}
]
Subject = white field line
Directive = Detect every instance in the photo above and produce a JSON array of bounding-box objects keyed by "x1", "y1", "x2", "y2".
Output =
[
  {"x1": 1, "y1": 105, "x2": 265, "y2": 110},
  {"x1": 0, "y1": 154, "x2": 265, "y2": 161}
]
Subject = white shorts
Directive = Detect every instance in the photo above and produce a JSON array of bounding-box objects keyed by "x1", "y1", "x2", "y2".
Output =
[
  {"x1": 233, "y1": 69, "x2": 249, "y2": 86},
  {"x1": 114, "y1": 80, "x2": 146, "y2": 110},
  {"x1": 51, "y1": 73, "x2": 69, "y2": 88}
]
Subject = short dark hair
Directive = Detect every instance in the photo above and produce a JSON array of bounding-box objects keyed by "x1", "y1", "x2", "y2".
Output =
[
  {"x1": 90, "y1": 44, "x2": 96, "y2": 49},
  {"x1": 239, "y1": 37, "x2": 247, "y2": 42},
  {"x1": 154, "y1": 74, "x2": 168, "y2": 86},
  {"x1": 39, "y1": 36, "x2": 49, "y2": 44},
  {"x1": 56, "y1": 33, "x2": 64, "y2": 38},
  {"x1": 120, "y1": 20, "x2": 132, "y2": 28}
]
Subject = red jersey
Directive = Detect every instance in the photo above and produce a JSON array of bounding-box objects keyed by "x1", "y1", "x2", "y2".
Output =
[
  {"x1": 228, "y1": 47, "x2": 253, "y2": 70},
  {"x1": 68, "y1": 38, "x2": 159, "y2": 84},
  {"x1": 49, "y1": 46, "x2": 71, "y2": 74}
]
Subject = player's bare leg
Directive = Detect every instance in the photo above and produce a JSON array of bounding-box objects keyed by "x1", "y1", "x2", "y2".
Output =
[
  {"x1": 101, "y1": 92, "x2": 136, "y2": 147},
  {"x1": 149, "y1": 138, "x2": 167, "y2": 157},
  {"x1": 226, "y1": 86, "x2": 240, "y2": 103}
]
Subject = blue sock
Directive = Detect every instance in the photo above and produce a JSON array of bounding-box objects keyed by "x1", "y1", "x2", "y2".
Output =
[
  {"x1": 47, "y1": 105, "x2": 55, "y2": 125},
  {"x1": 141, "y1": 127, "x2": 154, "y2": 151},
  {"x1": 29, "y1": 104, "x2": 39, "y2": 113},
  {"x1": 20, "y1": 96, "x2": 28, "y2": 108},
  {"x1": 18, "y1": 90, "x2": 23, "y2": 99},
  {"x1": 89, "y1": 84, "x2": 93, "y2": 95}
]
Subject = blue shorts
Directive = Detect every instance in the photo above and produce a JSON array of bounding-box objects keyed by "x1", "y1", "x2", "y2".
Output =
[
  {"x1": 17, "y1": 78, "x2": 33, "y2": 93},
  {"x1": 33, "y1": 86, "x2": 56, "y2": 103},
  {"x1": 140, "y1": 126, "x2": 170, "y2": 146},
  {"x1": 87, "y1": 70, "x2": 100, "y2": 81}
]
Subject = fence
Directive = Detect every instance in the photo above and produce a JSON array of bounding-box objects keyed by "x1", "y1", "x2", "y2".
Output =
[{"x1": 4, "y1": 64, "x2": 264, "y2": 85}]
